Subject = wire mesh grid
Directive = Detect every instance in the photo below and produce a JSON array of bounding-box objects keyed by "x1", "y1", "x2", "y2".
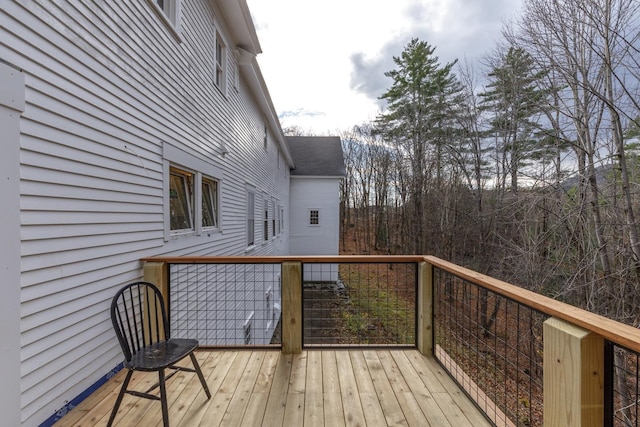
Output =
[
  {"x1": 612, "y1": 343, "x2": 640, "y2": 426},
  {"x1": 302, "y1": 262, "x2": 417, "y2": 347},
  {"x1": 168, "y1": 263, "x2": 282, "y2": 347},
  {"x1": 433, "y1": 268, "x2": 547, "y2": 427}
]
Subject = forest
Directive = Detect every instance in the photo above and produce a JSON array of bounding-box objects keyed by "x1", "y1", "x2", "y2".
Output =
[{"x1": 294, "y1": 0, "x2": 640, "y2": 328}]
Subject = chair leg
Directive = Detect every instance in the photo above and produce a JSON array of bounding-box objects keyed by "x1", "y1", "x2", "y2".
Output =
[
  {"x1": 107, "y1": 369, "x2": 133, "y2": 427},
  {"x1": 158, "y1": 369, "x2": 169, "y2": 427},
  {"x1": 190, "y1": 352, "x2": 211, "y2": 399}
]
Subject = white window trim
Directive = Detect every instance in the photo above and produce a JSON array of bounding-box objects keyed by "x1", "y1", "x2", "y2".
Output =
[
  {"x1": 214, "y1": 30, "x2": 227, "y2": 96},
  {"x1": 246, "y1": 185, "x2": 256, "y2": 250},
  {"x1": 265, "y1": 287, "x2": 274, "y2": 332},
  {"x1": 280, "y1": 205, "x2": 285, "y2": 235},
  {"x1": 145, "y1": 0, "x2": 183, "y2": 42},
  {"x1": 163, "y1": 143, "x2": 223, "y2": 241},
  {"x1": 243, "y1": 311, "x2": 254, "y2": 345},
  {"x1": 271, "y1": 198, "x2": 276, "y2": 240},
  {"x1": 201, "y1": 177, "x2": 219, "y2": 230},
  {"x1": 169, "y1": 166, "x2": 195, "y2": 234},
  {"x1": 275, "y1": 202, "x2": 280, "y2": 236},
  {"x1": 262, "y1": 195, "x2": 269, "y2": 243},
  {"x1": 263, "y1": 121, "x2": 268, "y2": 150}
]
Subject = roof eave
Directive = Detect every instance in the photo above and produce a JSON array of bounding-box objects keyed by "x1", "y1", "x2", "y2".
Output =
[
  {"x1": 220, "y1": 1, "x2": 295, "y2": 168},
  {"x1": 218, "y1": 0, "x2": 262, "y2": 55}
]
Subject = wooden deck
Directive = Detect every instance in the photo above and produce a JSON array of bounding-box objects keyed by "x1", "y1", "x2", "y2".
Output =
[{"x1": 56, "y1": 349, "x2": 490, "y2": 426}]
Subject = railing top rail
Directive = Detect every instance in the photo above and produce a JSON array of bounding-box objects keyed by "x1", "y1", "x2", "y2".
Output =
[
  {"x1": 425, "y1": 255, "x2": 640, "y2": 353},
  {"x1": 142, "y1": 255, "x2": 427, "y2": 264}
]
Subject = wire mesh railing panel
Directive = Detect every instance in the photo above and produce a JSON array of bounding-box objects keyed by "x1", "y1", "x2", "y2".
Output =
[
  {"x1": 302, "y1": 262, "x2": 416, "y2": 346},
  {"x1": 612, "y1": 343, "x2": 640, "y2": 426},
  {"x1": 433, "y1": 268, "x2": 547, "y2": 427},
  {"x1": 168, "y1": 263, "x2": 281, "y2": 347}
]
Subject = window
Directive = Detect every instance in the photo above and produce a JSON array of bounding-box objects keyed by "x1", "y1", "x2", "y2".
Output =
[
  {"x1": 147, "y1": 0, "x2": 182, "y2": 39},
  {"x1": 309, "y1": 209, "x2": 319, "y2": 225},
  {"x1": 169, "y1": 167, "x2": 193, "y2": 231},
  {"x1": 247, "y1": 190, "x2": 255, "y2": 246},
  {"x1": 263, "y1": 198, "x2": 269, "y2": 241},
  {"x1": 280, "y1": 206, "x2": 285, "y2": 234},
  {"x1": 202, "y1": 178, "x2": 218, "y2": 228},
  {"x1": 263, "y1": 122, "x2": 268, "y2": 149},
  {"x1": 265, "y1": 288, "x2": 274, "y2": 331},
  {"x1": 214, "y1": 32, "x2": 226, "y2": 92},
  {"x1": 164, "y1": 144, "x2": 223, "y2": 240},
  {"x1": 243, "y1": 312, "x2": 254, "y2": 345},
  {"x1": 271, "y1": 199, "x2": 276, "y2": 237}
]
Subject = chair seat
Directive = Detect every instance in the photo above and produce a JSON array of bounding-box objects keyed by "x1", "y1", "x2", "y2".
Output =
[{"x1": 126, "y1": 339, "x2": 199, "y2": 371}]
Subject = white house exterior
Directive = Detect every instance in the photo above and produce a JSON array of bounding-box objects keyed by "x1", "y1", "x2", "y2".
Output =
[
  {"x1": 0, "y1": 1, "x2": 316, "y2": 425},
  {"x1": 287, "y1": 136, "x2": 346, "y2": 281}
]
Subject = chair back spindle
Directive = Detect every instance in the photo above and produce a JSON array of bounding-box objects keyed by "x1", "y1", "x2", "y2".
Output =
[{"x1": 111, "y1": 282, "x2": 168, "y2": 362}]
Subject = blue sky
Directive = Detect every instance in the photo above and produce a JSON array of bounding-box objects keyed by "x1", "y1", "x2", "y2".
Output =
[{"x1": 246, "y1": 0, "x2": 523, "y2": 135}]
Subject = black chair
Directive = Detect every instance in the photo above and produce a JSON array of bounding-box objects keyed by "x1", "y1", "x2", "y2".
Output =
[{"x1": 108, "y1": 281, "x2": 211, "y2": 427}]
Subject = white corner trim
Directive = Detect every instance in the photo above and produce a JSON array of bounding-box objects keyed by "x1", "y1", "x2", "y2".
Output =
[{"x1": 0, "y1": 63, "x2": 25, "y2": 111}]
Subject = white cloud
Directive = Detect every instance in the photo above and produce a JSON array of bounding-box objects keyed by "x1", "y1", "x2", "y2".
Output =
[{"x1": 247, "y1": 0, "x2": 523, "y2": 135}]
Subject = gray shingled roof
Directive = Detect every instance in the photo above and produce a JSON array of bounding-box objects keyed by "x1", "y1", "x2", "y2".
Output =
[{"x1": 286, "y1": 136, "x2": 346, "y2": 177}]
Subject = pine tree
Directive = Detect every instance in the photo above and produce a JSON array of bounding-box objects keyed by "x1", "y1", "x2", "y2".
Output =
[
  {"x1": 480, "y1": 47, "x2": 549, "y2": 194},
  {"x1": 376, "y1": 38, "x2": 462, "y2": 253}
]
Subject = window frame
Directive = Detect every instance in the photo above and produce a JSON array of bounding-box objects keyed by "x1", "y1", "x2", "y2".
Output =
[
  {"x1": 280, "y1": 205, "x2": 285, "y2": 234},
  {"x1": 201, "y1": 177, "x2": 219, "y2": 230},
  {"x1": 169, "y1": 167, "x2": 194, "y2": 233},
  {"x1": 309, "y1": 208, "x2": 320, "y2": 226},
  {"x1": 243, "y1": 311, "x2": 254, "y2": 345},
  {"x1": 263, "y1": 197, "x2": 269, "y2": 242},
  {"x1": 214, "y1": 30, "x2": 227, "y2": 94},
  {"x1": 247, "y1": 188, "x2": 256, "y2": 248},
  {"x1": 271, "y1": 199, "x2": 276, "y2": 239},
  {"x1": 163, "y1": 143, "x2": 223, "y2": 241},
  {"x1": 146, "y1": 0, "x2": 183, "y2": 41},
  {"x1": 263, "y1": 121, "x2": 268, "y2": 150}
]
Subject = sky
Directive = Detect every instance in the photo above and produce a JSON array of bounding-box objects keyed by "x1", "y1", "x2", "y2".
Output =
[{"x1": 246, "y1": 0, "x2": 523, "y2": 135}]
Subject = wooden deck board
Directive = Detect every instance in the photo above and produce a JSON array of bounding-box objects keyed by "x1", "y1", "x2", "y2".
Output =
[
  {"x1": 335, "y1": 351, "x2": 367, "y2": 427},
  {"x1": 362, "y1": 350, "x2": 406, "y2": 426},
  {"x1": 57, "y1": 349, "x2": 491, "y2": 427},
  {"x1": 391, "y1": 351, "x2": 451, "y2": 426}
]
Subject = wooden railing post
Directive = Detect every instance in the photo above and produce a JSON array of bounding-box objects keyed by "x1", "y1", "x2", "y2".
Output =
[
  {"x1": 143, "y1": 261, "x2": 168, "y2": 302},
  {"x1": 417, "y1": 261, "x2": 434, "y2": 355},
  {"x1": 543, "y1": 317, "x2": 604, "y2": 427},
  {"x1": 143, "y1": 261, "x2": 168, "y2": 341},
  {"x1": 281, "y1": 261, "x2": 302, "y2": 354}
]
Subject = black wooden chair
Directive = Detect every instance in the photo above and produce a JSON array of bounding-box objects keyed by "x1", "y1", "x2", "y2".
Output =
[{"x1": 108, "y1": 281, "x2": 211, "y2": 427}]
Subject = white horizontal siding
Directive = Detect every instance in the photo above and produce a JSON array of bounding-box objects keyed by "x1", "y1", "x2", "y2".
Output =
[
  {"x1": 290, "y1": 178, "x2": 340, "y2": 256},
  {"x1": 2, "y1": 0, "x2": 291, "y2": 425}
]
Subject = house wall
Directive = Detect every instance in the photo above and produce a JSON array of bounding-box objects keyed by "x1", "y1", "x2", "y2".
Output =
[
  {"x1": 0, "y1": 61, "x2": 25, "y2": 427},
  {"x1": 0, "y1": 1, "x2": 289, "y2": 425},
  {"x1": 289, "y1": 177, "x2": 341, "y2": 281},
  {"x1": 289, "y1": 177, "x2": 340, "y2": 255}
]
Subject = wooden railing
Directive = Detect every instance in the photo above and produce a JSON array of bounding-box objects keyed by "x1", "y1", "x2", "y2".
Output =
[{"x1": 141, "y1": 255, "x2": 640, "y2": 427}]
